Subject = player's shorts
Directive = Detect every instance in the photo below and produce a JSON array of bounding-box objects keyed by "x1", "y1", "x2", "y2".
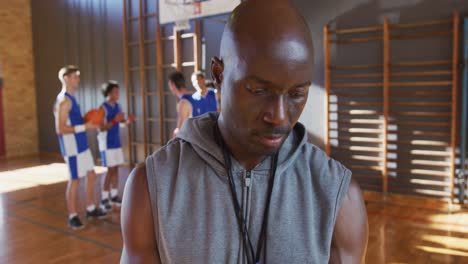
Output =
[
  {"x1": 100, "y1": 148, "x2": 124, "y2": 167},
  {"x1": 64, "y1": 148, "x2": 95, "y2": 180}
]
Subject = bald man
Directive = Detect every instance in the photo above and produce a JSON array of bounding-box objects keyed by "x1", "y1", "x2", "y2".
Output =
[{"x1": 120, "y1": 0, "x2": 368, "y2": 263}]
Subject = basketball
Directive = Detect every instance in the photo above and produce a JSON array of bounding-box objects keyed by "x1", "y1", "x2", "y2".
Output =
[{"x1": 84, "y1": 109, "x2": 104, "y2": 125}]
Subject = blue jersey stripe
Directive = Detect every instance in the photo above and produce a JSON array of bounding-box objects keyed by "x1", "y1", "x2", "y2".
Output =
[
  {"x1": 67, "y1": 156, "x2": 78, "y2": 180},
  {"x1": 75, "y1": 132, "x2": 88, "y2": 153}
]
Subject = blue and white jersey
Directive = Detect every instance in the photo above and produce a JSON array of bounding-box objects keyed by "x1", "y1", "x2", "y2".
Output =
[
  {"x1": 97, "y1": 101, "x2": 122, "y2": 151},
  {"x1": 181, "y1": 88, "x2": 218, "y2": 117},
  {"x1": 55, "y1": 91, "x2": 89, "y2": 157}
]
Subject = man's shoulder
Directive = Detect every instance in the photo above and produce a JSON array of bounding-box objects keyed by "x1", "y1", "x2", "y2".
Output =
[
  {"x1": 146, "y1": 138, "x2": 189, "y2": 164},
  {"x1": 300, "y1": 141, "x2": 351, "y2": 180},
  {"x1": 178, "y1": 95, "x2": 193, "y2": 109},
  {"x1": 145, "y1": 138, "x2": 203, "y2": 187},
  {"x1": 56, "y1": 92, "x2": 71, "y2": 107},
  {"x1": 298, "y1": 142, "x2": 353, "y2": 216},
  {"x1": 300, "y1": 141, "x2": 328, "y2": 162},
  {"x1": 180, "y1": 93, "x2": 193, "y2": 100},
  {"x1": 178, "y1": 97, "x2": 192, "y2": 106},
  {"x1": 56, "y1": 91, "x2": 67, "y2": 100}
]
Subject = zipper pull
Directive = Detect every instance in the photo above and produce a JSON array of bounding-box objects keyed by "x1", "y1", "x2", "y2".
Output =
[{"x1": 245, "y1": 171, "x2": 251, "y2": 187}]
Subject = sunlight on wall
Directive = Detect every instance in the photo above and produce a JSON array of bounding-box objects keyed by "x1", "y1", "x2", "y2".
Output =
[
  {"x1": 420, "y1": 235, "x2": 468, "y2": 252},
  {"x1": 416, "y1": 245, "x2": 468, "y2": 257}
]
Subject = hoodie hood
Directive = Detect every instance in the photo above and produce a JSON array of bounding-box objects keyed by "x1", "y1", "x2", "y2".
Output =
[{"x1": 177, "y1": 112, "x2": 308, "y2": 177}]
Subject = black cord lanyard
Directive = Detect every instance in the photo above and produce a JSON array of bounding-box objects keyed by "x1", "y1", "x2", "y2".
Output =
[{"x1": 214, "y1": 122, "x2": 279, "y2": 264}]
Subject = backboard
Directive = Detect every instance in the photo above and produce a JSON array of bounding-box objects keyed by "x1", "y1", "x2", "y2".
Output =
[{"x1": 160, "y1": 0, "x2": 241, "y2": 24}]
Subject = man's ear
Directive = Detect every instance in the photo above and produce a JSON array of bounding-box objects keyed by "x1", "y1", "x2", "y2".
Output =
[{"x1": 211, "y1": 57, "x2": 224, "y2": 89}]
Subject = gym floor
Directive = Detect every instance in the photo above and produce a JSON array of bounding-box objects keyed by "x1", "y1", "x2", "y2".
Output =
[{"x1": 0, "y1": 155, "x2": 467, "y2": 263}]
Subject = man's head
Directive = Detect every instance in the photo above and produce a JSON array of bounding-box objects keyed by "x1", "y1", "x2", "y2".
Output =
[
  {"x1": 168, "y1": 71, "x2": 186, "y2": 96},
  {"x1": 58, "y1": 65, "x2": 80, "y2": 89},
  {"x1": 211, "y1": 0, "x2": 314, "y2": 158},
  {"x1": 191, "y1": 71, "x2": 207, "y2": 93},
  {"x1": 102, "y1": 81, "x2": 120, "y2": 101}
]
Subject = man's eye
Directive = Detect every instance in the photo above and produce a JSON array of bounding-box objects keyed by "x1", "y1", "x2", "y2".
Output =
[
  {"x1": 290, "y1": 88, "x2": 307, "y2": 97},
  {"x1": 247, "y1": 85, "x2": 266, "y2": 95},
  {"x1": 252, "y1": 89, "x2": 266, "y2": 95}
]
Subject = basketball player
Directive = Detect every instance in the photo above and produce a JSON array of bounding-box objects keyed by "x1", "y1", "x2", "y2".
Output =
[
  {"x1": 190, "y1": 71, "x2": 218, "y2": 114},
  {"x1": 169, "y1": 71, "x2": 218, "y2": 137},
  {"x1": 168, "y1": 71, "x2": 190, "y2": 137},
  {"x1": 54, "y1": 65, "x2": 107, "y2": 230},
  {"x1": 98, "y1": 81, "x2": 135, "y2": 211}
]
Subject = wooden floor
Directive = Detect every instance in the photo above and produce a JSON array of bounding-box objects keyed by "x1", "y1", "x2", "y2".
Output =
[
  {"x1": 1, "y1": 156, "x2": 468, "y2": 263},
  {"x1": 0, "y1": 156, "x2": 125, "y2": 263}
]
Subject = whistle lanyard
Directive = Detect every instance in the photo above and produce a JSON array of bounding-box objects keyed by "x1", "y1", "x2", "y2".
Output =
[{"x1": 214, "y1": 122, "x2": 279, "y2": 264}]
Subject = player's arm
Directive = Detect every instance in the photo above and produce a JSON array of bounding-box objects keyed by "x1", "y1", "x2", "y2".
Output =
[
  {"x1": 173, "y1": 99, "x2": 192, "y2": 137},
  {"x1": 57, "y1": 98, "x2": 96, "y2": 134},
  {"x1": 99, "y1": 105, "x2": 117, "y2": 131},
  {"x1": 99, "y1": 106, "x2": 111, "y2": 131},
  {"x1": 120, "y1": 164, "x2": 161, "y2": 264},
  {"x1": 329, "y1": 180, "x2": 368, "y2": 264}
]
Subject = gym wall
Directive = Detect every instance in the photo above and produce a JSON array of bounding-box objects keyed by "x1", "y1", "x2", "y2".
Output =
[{"x1": 0, "y1": 0, "x2": 38, "y2": 158}]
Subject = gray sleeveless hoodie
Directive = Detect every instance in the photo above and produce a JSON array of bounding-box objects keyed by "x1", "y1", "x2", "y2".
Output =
[{"x1": 146, "y1": 113, "x2": 351, "y2": 264}]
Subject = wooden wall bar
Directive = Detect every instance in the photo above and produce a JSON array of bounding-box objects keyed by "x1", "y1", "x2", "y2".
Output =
[
  {"x1": 122, "y1": 0, "x2": 133, "y2": 163},
  {"x1": 325, "y1": 12, "x2": 460, "y2": 202},
  {"x1": 324, "y1": 25, "x2": 331, "y2": 156},
  {"x1": 138, "y1": 0, "x2": 148, "y2": 157},
  {"x1": 451, "y1": 12, "x2": 460, "y2": 201},
  {"x1": 325, "y1": 21, "x2": 385, "y2": 193},
  {"x1": 383, "y1": 18, "x2": 390, "y2": 196}
]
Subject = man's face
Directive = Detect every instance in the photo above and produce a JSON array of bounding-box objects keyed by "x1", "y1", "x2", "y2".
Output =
[
  {"x1": 197, "y1": 75, "x2": 206, "y2": 92},
  {"x1": 216, "y1": 41, "x2": 313, "y2": 156},
  {"x1": 65, "y1": 72, "x2": 80, "y2": 89},
  {"x1": 192, "y1": 74, "x2": 206, "y2": 93},
  {"x1": 109, "y1": 87, "x2": 120, "y2": 101}
]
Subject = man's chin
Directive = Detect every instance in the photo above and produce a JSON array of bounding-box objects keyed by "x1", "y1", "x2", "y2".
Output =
[{"x1": 254, "y1": 133, "x2": 287, "y2": 151}]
